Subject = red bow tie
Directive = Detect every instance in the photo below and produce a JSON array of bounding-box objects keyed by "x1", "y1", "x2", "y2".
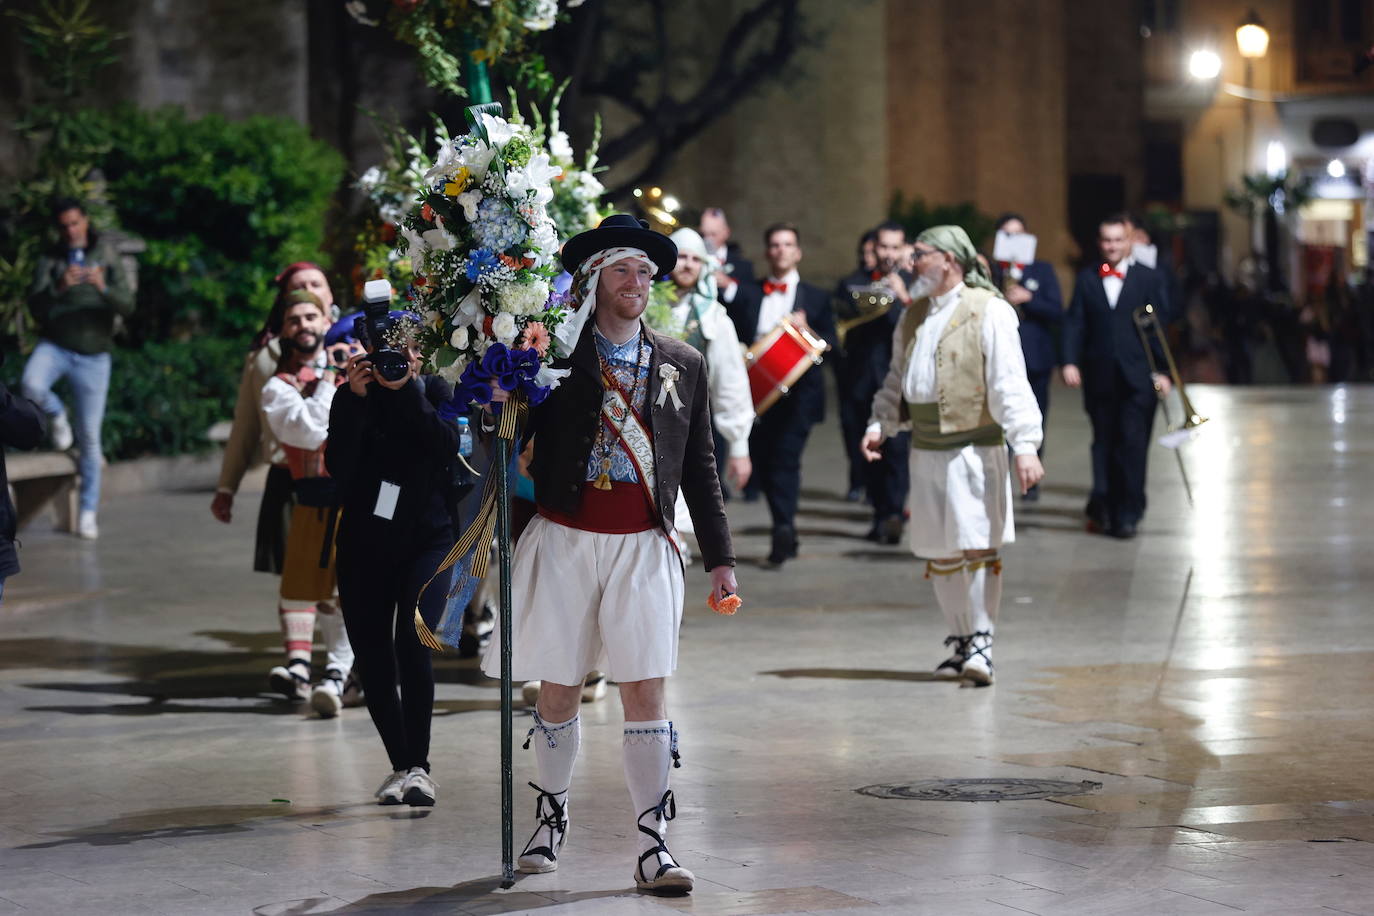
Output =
[
  {"x1": 870, "y1": 270, "x2": 884, "y2": 282},
  {"x1": 998, "y1": 260, "x2": 1024, "y2": 271},
  {"x1": 1099, "y1": 263, "x2": 1124, "y2": 280},
  {"x1": 762, "y1": 280, "x2": 789, "y2": 296}
]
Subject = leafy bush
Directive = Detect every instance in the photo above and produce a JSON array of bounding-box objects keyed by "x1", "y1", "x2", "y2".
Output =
[
  {"x1": 96, "y1": 106, "x2": 346, "y2": 343},
  {"x1": 101, "y1": 338, "x2": 248, "y2": 460}
]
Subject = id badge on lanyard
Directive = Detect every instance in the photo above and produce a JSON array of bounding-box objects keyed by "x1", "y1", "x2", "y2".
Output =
[{"x1": 374, "y1": 481, "x2": 400, "y2": 520}]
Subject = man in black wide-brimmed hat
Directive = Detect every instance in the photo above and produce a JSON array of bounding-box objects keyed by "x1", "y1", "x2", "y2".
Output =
[{"x1": 482, "y1": 214, "x2": 738, "y2": 894}]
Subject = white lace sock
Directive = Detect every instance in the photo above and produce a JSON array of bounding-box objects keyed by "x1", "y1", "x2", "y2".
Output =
[
  {"x1": 925, "y1": 558, "x2": 970, "y2": 635},
  {"x1": 623, "y1": 720, "x2": 680, "y2": 872}
]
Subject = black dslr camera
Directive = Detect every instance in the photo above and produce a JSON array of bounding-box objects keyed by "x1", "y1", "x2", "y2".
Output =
[{"x1": 355, "y1": 278, "x2": 411, "y2": 383}]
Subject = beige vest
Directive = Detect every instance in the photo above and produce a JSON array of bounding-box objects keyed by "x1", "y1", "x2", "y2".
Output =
[{"x1": 898, "y1": 286, "x2": 1003, "y2": 449}]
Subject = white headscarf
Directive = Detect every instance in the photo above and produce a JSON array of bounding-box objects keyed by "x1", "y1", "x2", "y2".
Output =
[{"x1": 551, "y1": 246, "x2": 657, "y2": 358}]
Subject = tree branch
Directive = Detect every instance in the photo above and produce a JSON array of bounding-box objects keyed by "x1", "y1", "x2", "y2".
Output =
[{"x1": 585, "y1": 0, "x2": 802, "y2": 198}]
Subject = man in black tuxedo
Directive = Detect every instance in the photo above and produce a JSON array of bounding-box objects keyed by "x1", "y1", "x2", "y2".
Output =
[
  {"x1": 699, "y1": 208, "x2": 755, "y2": 306},
  {"x1": 727, "y1": 223, "x2": 837, "y2": 567},
  {"x1": 834, "y1": 221, "x2": 911, "y2": 542},
  {"x1": 990, "y1": 213, "x2": 1063, "y2": 502},
  {"x1": 1062, "y1": 214, "x2": 1172, "y2": 539}
]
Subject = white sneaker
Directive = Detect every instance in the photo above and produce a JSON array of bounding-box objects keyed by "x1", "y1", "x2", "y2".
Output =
[
  {"x1": 50, "y1": 412, "x2": 74, "y2": 451},
  {"x1": 521, "y1": 680, "x2": 542, "y2": 706},
  {"x1": 401, "y1": 766, "x2": 437, "y2": 807},
  {"x1": 268, "y1": 662, "x2": 310, "y2": 701},
  {"x1": 310, "y1": 671, "x2": 344, "y2": 718},
  {"x1": 76, "y1": 510, "x2": 98, "y2": 540},
  {"x1": 374, "y1": 769, "x2": 406, "y2": 805}
]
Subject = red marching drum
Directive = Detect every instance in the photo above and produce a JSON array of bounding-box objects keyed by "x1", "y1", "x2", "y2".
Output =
[{"x1": 744, "y1": 315, "x2": 830, "y2": 415}]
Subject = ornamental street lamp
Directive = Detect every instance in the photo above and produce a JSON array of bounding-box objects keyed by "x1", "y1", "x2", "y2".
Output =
[{"x1": 1236, "y1": 9, "x2": 1269, "y2": 258}]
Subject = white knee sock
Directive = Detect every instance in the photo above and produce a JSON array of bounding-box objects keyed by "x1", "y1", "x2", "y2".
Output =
[
  {"x1": 315, "y1": 600, "x2": 354, "y2": 674},
  {"x1": 926, "y1": 559, "x2": 970, "y2": 635},
  {"x1": 526, "y1": 711, "x2": 580, "y2": 798},
  {"x1": 278, "y1": 601, "x2": 316, "y2": 665},
  {"x1": 966, "y1": 554, "x2": 1002, "y2": 635},
  {"x1": 623, "y1": 720, "x2": 679, "y2": 868}
]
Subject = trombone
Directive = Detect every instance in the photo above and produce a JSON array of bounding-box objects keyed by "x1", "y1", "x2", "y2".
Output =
[{"x1": 1133, "y1": 303, "x2": 1206, "y2": 504}]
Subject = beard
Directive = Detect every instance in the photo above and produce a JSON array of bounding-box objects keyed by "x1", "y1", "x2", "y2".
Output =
[
  {"x1": 285, "y1": 330, "x2": 321, "y2": 355},
  {"x1": 909, "y1": 271, "x2": 938, "y2": 300}
]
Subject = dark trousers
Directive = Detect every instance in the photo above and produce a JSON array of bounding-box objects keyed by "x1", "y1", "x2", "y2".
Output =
[
  {"x1": 866, "y1": 431, "x2": 909, "y2": 523},
  {"x1": 1084, "y1": 369, "x2": 1157, "y2": 528},
  {"x1": 1027, "y1": 368, "x2": 1051, "y2": 455},
  {"x1": 751, "y1": 396, "x2": 813, "y2": 535},
  {"x1": 338, "y1": 528, "x2": 452, "y2": 773}
]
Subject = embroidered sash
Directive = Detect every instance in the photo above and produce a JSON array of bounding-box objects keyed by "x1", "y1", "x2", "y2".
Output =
[{"x1": 600, "y1": 366, "x2": 658, "y2": 504}]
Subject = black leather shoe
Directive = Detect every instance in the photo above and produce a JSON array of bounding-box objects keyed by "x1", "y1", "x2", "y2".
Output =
[
  {"x1": 845, "y1": 486, "x2": 865, "y2": 502},
  {"x1": 1109, "y1": 522, "x2": 1138, "y2": 539},
  {"x1": 878, "y1": 515, "x2": 904, "y2": 546},
  {"x1": 764, "y1": 526, "x2": 797, "y2": 568}
]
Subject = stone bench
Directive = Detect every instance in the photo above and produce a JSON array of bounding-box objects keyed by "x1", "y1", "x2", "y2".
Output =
[{"x1": 7, "y1": 451, "x2": 77, "y2": 532}]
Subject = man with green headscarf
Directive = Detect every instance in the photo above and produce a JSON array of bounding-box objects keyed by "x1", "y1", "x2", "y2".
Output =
[{"x1": 861, "y1": 225, "x2": 1044, "y2": 686}]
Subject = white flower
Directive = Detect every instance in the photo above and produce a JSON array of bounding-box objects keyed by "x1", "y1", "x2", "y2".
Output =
[
  {"x1": 400, "y1": 224, "x2": 428, "y2": 273},
  {"x1": 378, "y1": 202, "x2": 403, "y2": 225},
  {"x1": 457, "y1": 189, "x2": 483, "y2": 222},
  {"x1": 506, "y1": 151, "x2": 562, "y2": 206},
  {"x1": 460, "y1": 141, "x2": 497, "y2": 180},
  {"x1": 497, "y1": 279, "x2": 550, "y2": 316},
  {"x1": 575, "y1": 171, "x2": 604, "y2": 198},
  {"x1": 450, "y1": 326, "x2": 470, "y2": 349},
  {"x1": 536, "y1": 365, "x2": 571, "y2": 389},
  {"x1": 491, "y1": 312, "x2": 518, "y2": 345},
  {"x1": 437, "y1": 360, "x2": 465, "y2": 383},
  {"x1": 548, "y1": 130, "x2": 574, "y2": 165},
  {"x1": 423, "y1": 309, "x2": 440, "y2": 328},
  {"x1": 422, "y1": 226, "x2": 458, "y2": 252},
  {"x1": 356, "y1": 166, "x2": 383, "y2": 190},
  {"x1": 456, "y1": 288, "x2": 484, "y2": 328},
  {"x1": 527, "y1": 221, "x2": 560, "y2": 262},
  {"x1": 567, "y1": 0, "x2": 586, "y2": 6},
  {"x1": 479, "y1": 114, "x2": 516, "y2": 149},
  {"x1": 423, "y1": 140, "x2": 461, "y2": 185},
  {"x1": 522, "y1": 0, "x2": 558, "y2": 30}
]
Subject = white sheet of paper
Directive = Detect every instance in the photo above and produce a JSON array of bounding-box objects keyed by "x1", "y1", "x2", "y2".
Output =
[
  {"x1": 993, "y1": 231, "x2": 1037, "y2": 265},
  {"x1": 374, "y1": 481, "x2": 401, "y2": 520}
]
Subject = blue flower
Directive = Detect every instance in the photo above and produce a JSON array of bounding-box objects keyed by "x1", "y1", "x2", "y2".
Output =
[{"x1": 465, "y1": 248, "x2": 500, "y2": 282}]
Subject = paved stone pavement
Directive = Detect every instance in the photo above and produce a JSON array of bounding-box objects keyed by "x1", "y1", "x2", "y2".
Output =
[{"x1": 4, "y1": 383, "x2": 1374, "y2": 915}]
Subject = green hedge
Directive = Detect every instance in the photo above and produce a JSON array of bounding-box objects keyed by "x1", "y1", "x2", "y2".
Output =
[
  {"x1": 96, "y1": 106, "x2": 346, "y2": 343},
  {"x1": 101, "y1": 338, "x2": 247, "y2": 459}
]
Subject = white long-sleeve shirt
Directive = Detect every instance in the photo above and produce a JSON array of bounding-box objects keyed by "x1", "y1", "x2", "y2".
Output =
[
  {"x1": 261, "y1": 363, "x2": 336, "y2": 452},
  {"x1": 869, "y1": 283, "x2": 1043, "y2": 455},
  {"x1": 670, "y1": 298, "x2": 754, "y2": 458}
]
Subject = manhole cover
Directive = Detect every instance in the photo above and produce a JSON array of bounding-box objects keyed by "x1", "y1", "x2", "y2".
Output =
[{"x1": 856, "y1": 778, "x2": 1102, "y2": 802}]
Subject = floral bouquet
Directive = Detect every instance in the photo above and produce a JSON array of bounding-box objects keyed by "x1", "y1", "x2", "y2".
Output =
[
  {"x1": 396, "y1": 103, "x2": 572, "y2": 415},
  {"x1": 518, "y1": 82, "x2": 609, "y2": 242}
]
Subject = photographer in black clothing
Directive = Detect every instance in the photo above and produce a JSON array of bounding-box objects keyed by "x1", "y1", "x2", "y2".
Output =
[{"x1": 326, "y1": 307, "x2": 460, "y2": 809}]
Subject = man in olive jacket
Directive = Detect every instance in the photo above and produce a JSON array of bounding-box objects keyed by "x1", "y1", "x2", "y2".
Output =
[
  {"x1": 482, "y1": 215, "x2": 737, "y2": 895},
  {"x1": 22, "y1": 198, "x2": 134, "y2": 540}
]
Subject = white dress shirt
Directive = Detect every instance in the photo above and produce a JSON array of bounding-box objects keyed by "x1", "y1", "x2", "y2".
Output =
[
  {"x1": 869, "y1": 282, "x2": 1043, "y2": 455},
  {"x1": 1103, "y1": 257, "x2": 1133, "y2": 309},
  {"x1": 755, "y1": 268, "x2": 799, "y2": 340},
  {"x1": 260, "y1": 354, "x2": 334, "y2": 451},
  {"x1": 669, "y1": 298, "x2": 754, "y2": 457}
]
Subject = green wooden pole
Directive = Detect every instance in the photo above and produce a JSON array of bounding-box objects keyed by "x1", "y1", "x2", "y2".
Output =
[{"x1": 462, "y1": 77, "x2": 509, "y2": 885}]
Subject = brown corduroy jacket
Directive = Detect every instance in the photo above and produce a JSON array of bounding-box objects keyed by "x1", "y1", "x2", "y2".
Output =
[{"x1": 526, "y1": 322, "x2": 735, "y2": 572}]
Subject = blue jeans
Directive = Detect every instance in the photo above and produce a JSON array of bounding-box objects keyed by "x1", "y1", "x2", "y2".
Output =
[{"x1": 22, "y1": 339, "x2": 112, "y2": 514}]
